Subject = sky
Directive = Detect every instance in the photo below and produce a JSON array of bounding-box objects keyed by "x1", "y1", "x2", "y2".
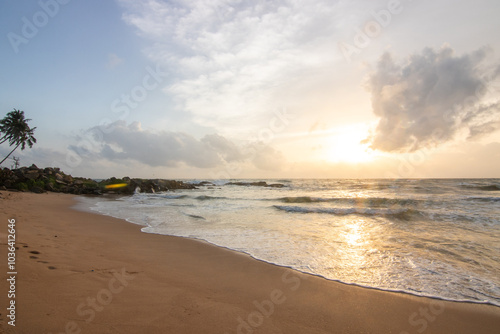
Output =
[{"x1": 1, "y1": 0, "x2": 499, "y2": 179}]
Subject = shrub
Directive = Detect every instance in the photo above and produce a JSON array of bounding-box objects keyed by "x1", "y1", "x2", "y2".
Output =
[{"x1": 16, "y1": 182, "x2": 28, "y2": 191}]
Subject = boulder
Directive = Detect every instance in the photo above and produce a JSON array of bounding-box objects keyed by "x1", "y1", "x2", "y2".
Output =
[
  {"x1": 31, "y1": 186, "x2": 45, "y2": 194},
  {"x1": 25, "y1": 170, "x2": 40, "y2": 180},
  {"x1": 63, "y1": 174, "x2": 73, "y2": 183},
  {"x1": 195, "y1": 181, "x2": 216, "y2": 186},
  {"x1": 227, "y1": 181, "x2": 285, "y2": 188},
  {"x1": 45, "y1": 183, "x2": 56, "y2": 192}
]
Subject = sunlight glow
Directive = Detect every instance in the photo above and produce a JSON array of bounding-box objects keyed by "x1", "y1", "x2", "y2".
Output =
[{"x1": 326, "y1": 125, "x2": 376, "y2": 163}]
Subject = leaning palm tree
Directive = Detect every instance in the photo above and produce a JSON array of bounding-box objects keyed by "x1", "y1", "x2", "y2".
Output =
[{"x1": 0, "y1": 109, "x2": 37, "y2": 166}]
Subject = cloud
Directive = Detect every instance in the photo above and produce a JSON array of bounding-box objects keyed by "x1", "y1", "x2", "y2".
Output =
[
  {"x1": 0, "y1": 146, "x2": 70, "y2": 170},
  {"x1": 202, "y1": 133, "x2": 245, "y2": 162},
  {"x1": 116, "y1": 0, "x2": 344, "y2": 133},
  {"x1": 69, "y1": 121, "x2": 285, "y2": 172},
  {"x1": 365, "y1": 46, "x2": 500, "y2": 152},
  {"x1": 82, "y1": 121, "x2": 237, "y2": 168},
  {"x1": 251, "y1": 144, "x2": 286, "y2": 171}
]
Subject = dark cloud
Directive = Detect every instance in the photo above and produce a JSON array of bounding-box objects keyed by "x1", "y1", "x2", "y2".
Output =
[
  {"x1": 72, "y1": 121, "x2": 284, "y2": 172},
  {"x1": 82, "y1": 121, "x2": 241, "y2": 168},
  {"x1": 365, "y1": 46, "x2": 500, "y2": 152},
  {"x1": 201, "y1": 134, "x2": 245, "y2": 162}
]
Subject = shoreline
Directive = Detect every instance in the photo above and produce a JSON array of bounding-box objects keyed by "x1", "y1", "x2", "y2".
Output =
[
  {"x1": 76, "y1": 193, "x2": 500, "y2": 309},
  {"x1": 1, "y1": 191, "x2": 499, "y2": 333}
]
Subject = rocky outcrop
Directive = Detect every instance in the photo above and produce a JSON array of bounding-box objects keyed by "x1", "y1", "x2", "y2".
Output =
[
  {"x1": 101, "y1": 177, "x2": 196, "y2": 194},
  {"x1": 0, "y1": 165, "x2": 102, "y2": 195},
  {"x1": 226, "y1": 181, "x2": 285, "y2": 188},
  {"x1": 193, "y1": 181, "x2": 216, "y2": 187},
  {"x1": 0, "y1": 165, "x2": 196, "y2": 195},
  {"x1": 0, "y1": 165, "x2": 287, "y2": 195}
]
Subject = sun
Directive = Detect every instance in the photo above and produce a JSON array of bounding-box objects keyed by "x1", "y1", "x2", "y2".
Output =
[{"x1": 326, "y1": 126, "x2": 375, "y2": 164}]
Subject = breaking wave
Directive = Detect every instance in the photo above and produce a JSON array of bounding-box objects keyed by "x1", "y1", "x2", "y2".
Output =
[
  {"x1": 273, "y1": 205, "x2": 423, "y2": 220},
  {"x1": 278, "y1": 196, "x2": 423, "y2": 207}
]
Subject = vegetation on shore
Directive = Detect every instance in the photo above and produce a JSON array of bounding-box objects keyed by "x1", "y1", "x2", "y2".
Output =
[{"x1": 0, "y1": 165, "x2": 196, "y2": 195}]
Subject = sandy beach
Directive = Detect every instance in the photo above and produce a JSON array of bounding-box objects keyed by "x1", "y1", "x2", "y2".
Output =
[{"x1": 1, "y1": 192, "x2": 499, "y2": 334}]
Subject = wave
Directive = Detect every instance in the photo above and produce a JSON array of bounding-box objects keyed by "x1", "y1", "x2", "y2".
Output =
[
  {"x1": 280, "y1": 196, "x2": 318, "y2": 203},
  {"x1": 461, "y1": 184, "x2": 500, "y2": 191},
  {"x1": 278, "y1": 196, "x2": 422, "y2": 207},
  {"x1": 347, "y1": 182, "x2": 403, "y2": 191},
  {"x1": 195, "y1": 195, "x2": 228, "y2": 201},
  {"x1": 273, "y1": 205, "x2": 423, "y2": 220},
  {"x1": 185, "y1": 213, "x2": 206, "y2": 220},
  {"x1": 465, "y1": 196, "x2": 500, "y2": 203},
  {"x1": 476, "y1": 185, "x2": 500, "y2": 191},
  {"x1": 158, "y1": 194, "x2": 189, "y2": 199}
]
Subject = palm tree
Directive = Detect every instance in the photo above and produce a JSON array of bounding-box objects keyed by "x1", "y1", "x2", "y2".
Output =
[{"x1": 0, "y1": 109, "x2": 37, "y2": 166}]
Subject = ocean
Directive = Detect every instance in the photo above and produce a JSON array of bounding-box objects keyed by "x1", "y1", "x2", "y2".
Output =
[{"x1": 78, "y1": 179, "x2": 500, "y2": 307}]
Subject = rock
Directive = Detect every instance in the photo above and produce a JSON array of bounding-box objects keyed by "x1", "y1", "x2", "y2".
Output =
[
  {"x1": 31, "y1": 186, "x2": 45, "y2": 194},
  {"x1": 98, "y1": 177, "x2": 197, "y2": 194},
  {"x1": 194, "y1": 181, "x2": 215, "y2": 186},
  {"x1": 45, "y1": 183, "x2": 56, "y2": 192},
  {"x1": 227, "y1": 181, "x2": 285, "y2": 188},
  {"x1": 227, "y1": 181, "x2": 267, "y2": 187},
  {"x1": 25, "y1": 170, "x2": 40, "y2": 180},
  {"x1": 14, "y1": 169, "x2": 25, "y2": 179},
  {"x1": 3, "y1": 180, "x2": 13, "y2": 188},
  {"x1": 63, "y1": 174, "x2": 73, "y2": 183}
]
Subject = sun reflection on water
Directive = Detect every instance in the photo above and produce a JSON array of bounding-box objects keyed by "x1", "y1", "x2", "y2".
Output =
[
  {"x1": 344, "y1": 219, "x2": 364, "y2": 246},
  {"x1": 336, "y1": 218, "x2": 379, "y2": 282}
]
